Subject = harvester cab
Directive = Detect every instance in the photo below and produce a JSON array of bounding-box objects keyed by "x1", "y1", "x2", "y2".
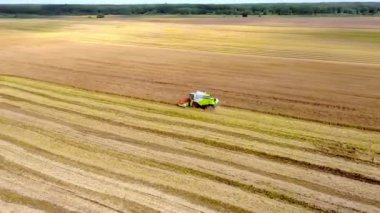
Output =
[{"x1": 178, "y1": 91, "x2": 219, "y2": 109}]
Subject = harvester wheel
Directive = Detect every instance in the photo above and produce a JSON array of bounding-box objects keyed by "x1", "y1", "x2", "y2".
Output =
[{"x1": 204, "y1": 105, "x2": 215, "y2": 110}]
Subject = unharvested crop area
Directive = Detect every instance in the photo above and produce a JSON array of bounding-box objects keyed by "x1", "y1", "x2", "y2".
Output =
[
  {"x1": 0, "y1": 16, "x2": 379, "y2": 130},
  {"x1": 0, "y1": 75, "x2": 380, "y2": 212}
]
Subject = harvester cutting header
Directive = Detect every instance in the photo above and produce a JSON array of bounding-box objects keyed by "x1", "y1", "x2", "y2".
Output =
[{"x1": 178, "y1": 91, "x2": 220, "y2": 109}]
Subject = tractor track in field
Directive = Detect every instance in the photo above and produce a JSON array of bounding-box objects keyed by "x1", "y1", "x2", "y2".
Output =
[
  {"x1": 0, "y1": 138, "x2": 249, "y2": 213},
  {"x1": 1, "y1": 81, "x2": 379, "y2": 176},
  {"x1": 6, "y1": 62, "x2": 364, "y2": 113},
  {"x1": 1, "y1": 81, "x2": 379, "y2": 166},
  {"x1": 2, "y1": 83, "x2": 375, "y2": 166},
  {"x1": 1, "y1": 93, "x2": 380, "y2": 186},
  {"x1": 1, "y1": 39, "x2": 380, "y2": 131},
  {"x1": 0, "y1": 129, "x2": 325, "y2": 212},
  {"x1": 1, "y1": 17, "x2": 380, "y2": 213},
  {"x1": 1, "y1": 102, "x2": 380, "y2": 209},
  {"x1": 0, "y1": 76, "x2": 379, "y2": 212},
  {"x1": 1, "y1": 106, "x2": 378, "y2": 209},
  {"x1": 2, "y1": 131, "x2": 294, "y2": 213}
]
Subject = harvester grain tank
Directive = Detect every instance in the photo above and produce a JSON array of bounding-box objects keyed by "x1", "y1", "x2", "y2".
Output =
[{"x1": 178, "y1": 91, "x2": 219, "y2": 109}]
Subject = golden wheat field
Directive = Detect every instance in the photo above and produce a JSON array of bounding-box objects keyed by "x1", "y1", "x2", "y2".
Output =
[
  {"x1": 0, "y1": 16, "x2": 380, "y2": 212},
  {"x1": 0, "y1": 16, "x2": 380, "y2": 130},
  {"x1": 0, "y1": 75, "x2": 379, "y2": 212}
]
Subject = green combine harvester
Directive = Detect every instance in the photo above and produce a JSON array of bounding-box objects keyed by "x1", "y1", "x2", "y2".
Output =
[{"x1": 178, "y1": 91, "x2": 220, "y2": 109}]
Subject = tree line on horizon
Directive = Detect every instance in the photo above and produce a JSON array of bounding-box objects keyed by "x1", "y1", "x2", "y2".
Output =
[{"x1": 0, "y1": 3, "x2": 380, "y2": 16}]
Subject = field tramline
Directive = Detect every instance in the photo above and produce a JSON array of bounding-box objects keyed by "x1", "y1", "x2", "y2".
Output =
[{"x1": 0, "y1": 75, "x2": 379, "y2": 212}]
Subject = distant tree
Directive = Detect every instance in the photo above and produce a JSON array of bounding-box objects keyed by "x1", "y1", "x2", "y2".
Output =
[
  {"x1": 177, "y1": 8, "x2": 192, "y2": 15},
  {"x1": 0, "y1": 3, "x2": 380, "y2": 16},
  {"x1": 278, "y1": 7, "x2": 292, "y2": 15}
]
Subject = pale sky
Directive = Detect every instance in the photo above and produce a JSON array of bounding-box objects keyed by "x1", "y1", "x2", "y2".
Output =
[{"x1": 0, "y1": 0, "x2": 379, "y2": 4}]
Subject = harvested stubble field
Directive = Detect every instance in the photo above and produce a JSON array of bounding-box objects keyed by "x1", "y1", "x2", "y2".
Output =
[
  {"x1": 0, "y1": 75, "x2": 380, "y2": 212},
  {"x1": 0, "y1": 16, "x2": 379, "y2": 130}
]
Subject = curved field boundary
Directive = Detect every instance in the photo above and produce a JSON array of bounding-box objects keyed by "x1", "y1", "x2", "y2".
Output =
[{"x1": 0, "y1": 75, "x2": 380, "y2": 212}]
